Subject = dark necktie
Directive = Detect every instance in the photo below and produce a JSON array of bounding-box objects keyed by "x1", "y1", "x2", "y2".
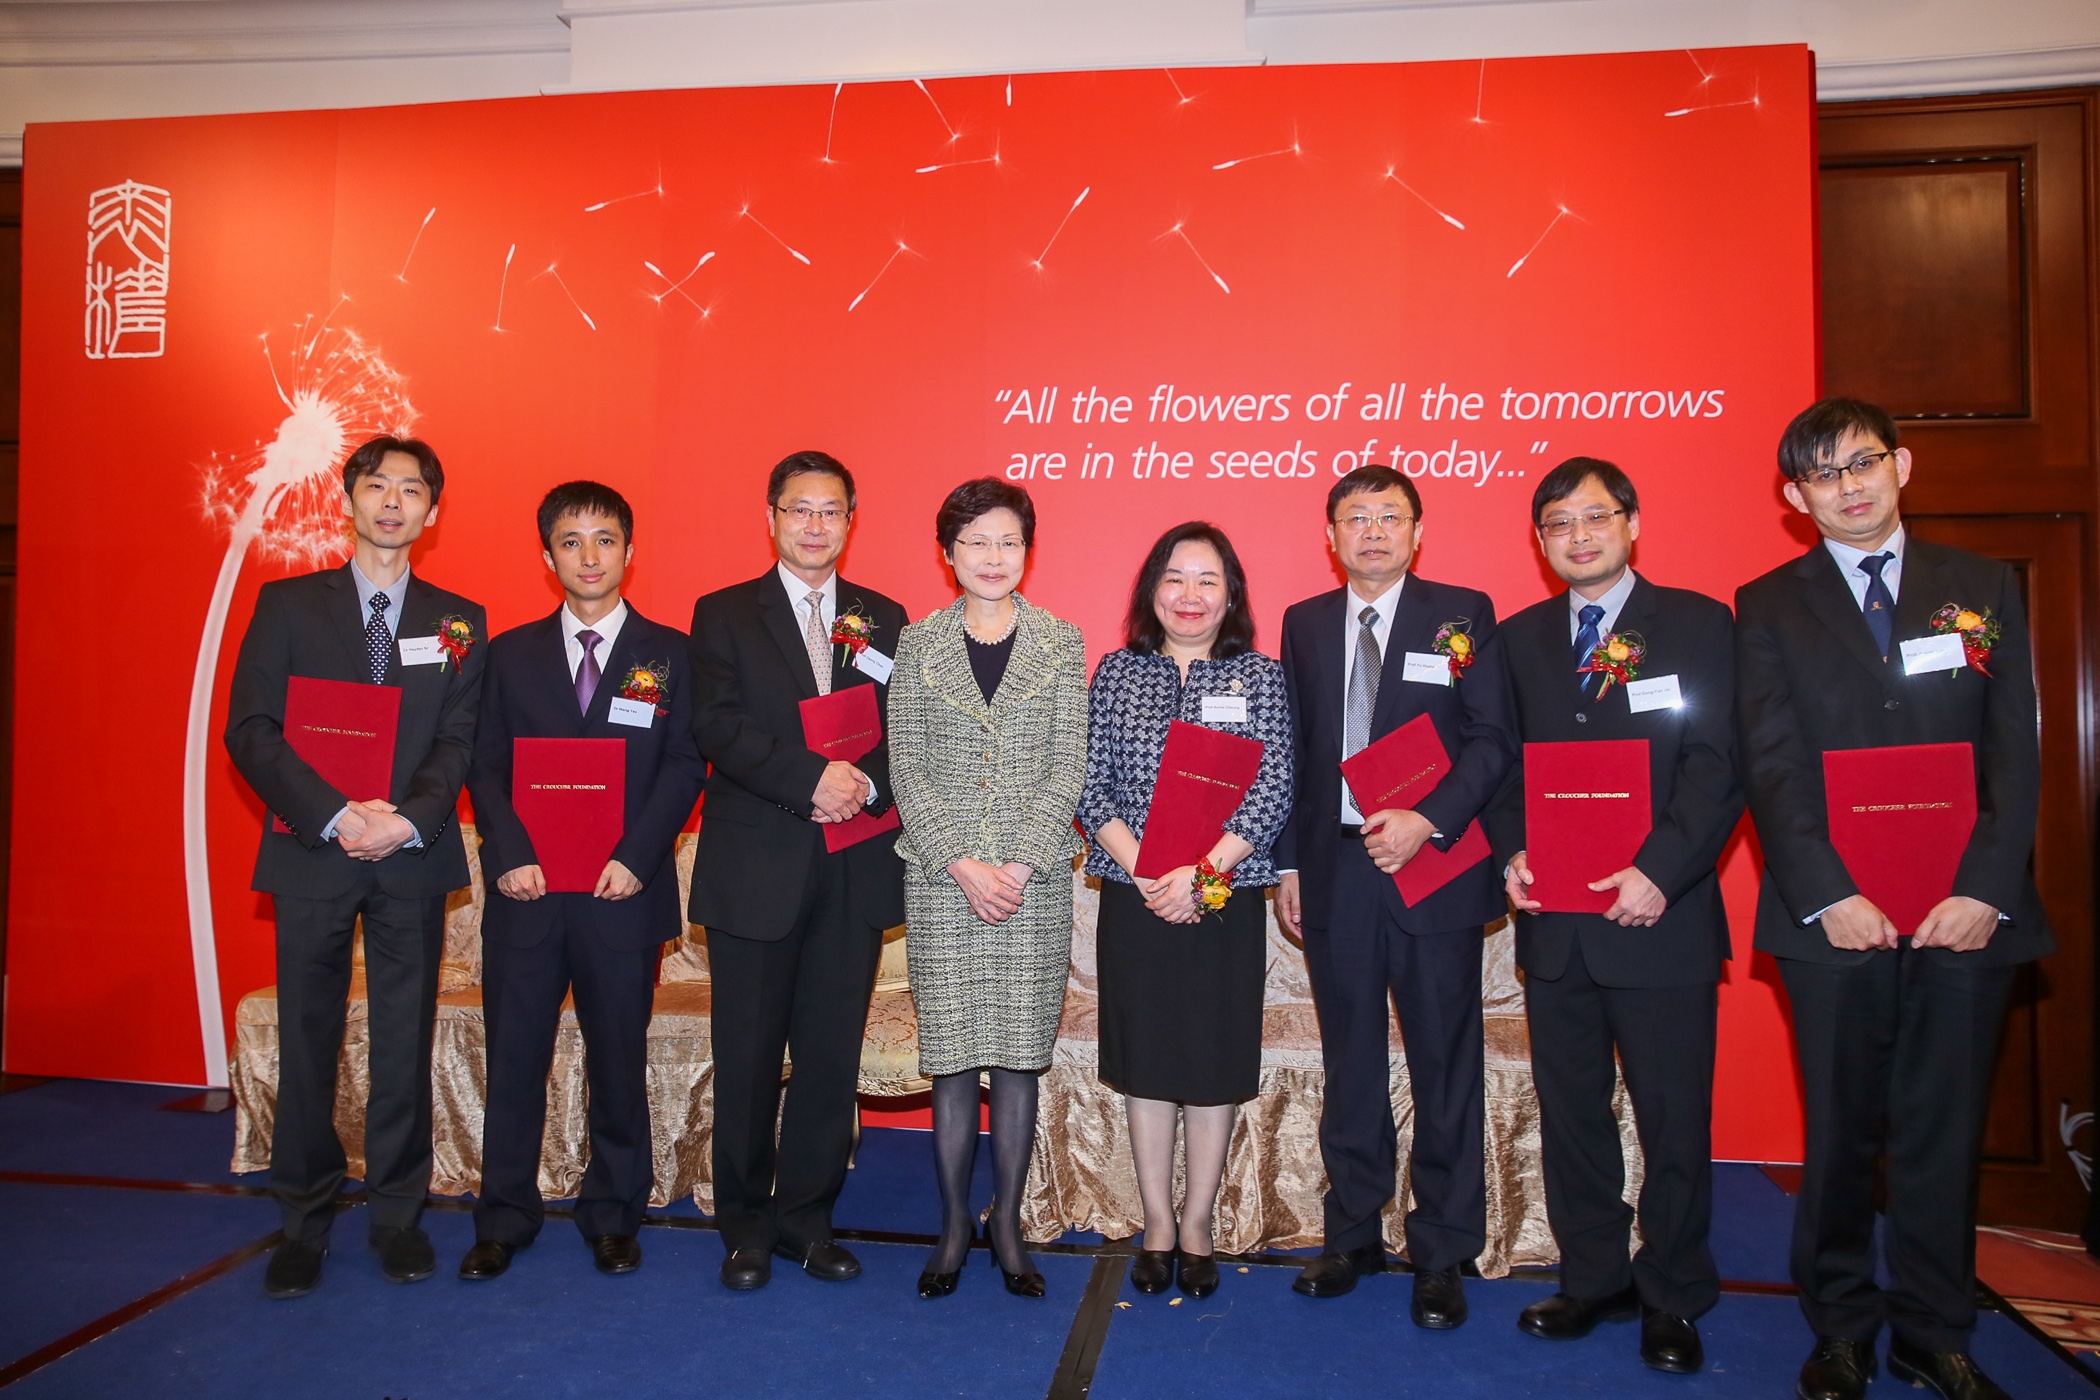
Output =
[
  {"x1": 575, "y1": 629, "x2": 603, "y2": 714},
  {"x1": 1573, "y1": 603, "x2": 1605, "y2": 695},
  {"x1": 364, "y1": 593, "x2": 392, "y2": 685},
  {"x1": 1858, "y1": 552, "x2": 1896, "y2": 659},
  {"x1": 1342, "y1": 605, "x2": 1381, "y2": 761}
]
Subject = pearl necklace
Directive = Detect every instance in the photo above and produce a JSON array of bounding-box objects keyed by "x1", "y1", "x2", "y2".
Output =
[{"x1": 965, "y1": 602, "x2": 1020, "y2": 645}]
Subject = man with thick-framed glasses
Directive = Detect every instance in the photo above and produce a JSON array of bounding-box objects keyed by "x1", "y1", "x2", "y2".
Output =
[{"x1": 1736, "y1": 399, "x2": 2048, "y2": 1400}]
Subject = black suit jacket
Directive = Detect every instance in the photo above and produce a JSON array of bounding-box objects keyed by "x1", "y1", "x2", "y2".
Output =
[
  {"x1": 1735, "y1": 537, "x2": 2052, "y2": 967},
  {"x1": 1275, "y1": 574, "x2": 1518, "y2": 934},
  {"x1": 686, "y1": 572, "x2": 908, "y2": 941},
  {"x1": 466, "y1": 606, "x2": 706, "y2": 952},
  {"x1": 1484, "y1": 577, "x2": 1743, "y2": 987},
  {"x1": 225, "y1": 563, "x2": 486, "y2": 900}
]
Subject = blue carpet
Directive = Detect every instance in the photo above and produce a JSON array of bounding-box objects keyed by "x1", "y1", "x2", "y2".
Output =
[
  {"x1": 1708, "y1": 1162, "x2": 1794, "y2": 1284},
  {"x1": 835, "y1": 1127, "x2": 991, "y2": 1236},
  {"x1": 0, "y1": 1079, "x2": 250, "y2": 1185},
  {"x1": 6, "y1": 1203, "x2": 1092, "y2": 1400},
  {"x1": 0, "y1": 1182, "x2": 275, "y2": 1369}
]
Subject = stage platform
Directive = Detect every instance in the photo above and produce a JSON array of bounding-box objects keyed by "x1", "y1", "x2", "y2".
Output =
[{"x1": 0, "y1": 1077, "x2": 2091, "y2": 1398}]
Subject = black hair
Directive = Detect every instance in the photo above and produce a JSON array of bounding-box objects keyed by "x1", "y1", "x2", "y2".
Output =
[
  {"x1": 537, "y1": 480, "x2": 634, "y2": 550},
  {"x1": 1324, "y1": 464, "x2": 1422, "y2": 522},
  {"x1": 935, "y1": 477, "x2": 1037, "y2": 550},
  {"x1": 1530, "y1": 456, "x2": 1639, "y2": 526},
  {"x1": 767, "y1": 450, "x2": 857, "y2": 511},
  {"x1": 342, "y1": 436, "x2": 443, "y2": 505},
  {"x1": 1122, "y1": 521, "x2": 1256, "y2": 660},
  {"x1": 1777, "y1": 398, "x2": 1899, "y2": 480}
]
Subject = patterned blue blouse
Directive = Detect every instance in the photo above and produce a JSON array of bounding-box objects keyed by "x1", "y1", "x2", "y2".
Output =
[{"x1": 1078, "y1": 648, "x2": 1295, "y2": 888}]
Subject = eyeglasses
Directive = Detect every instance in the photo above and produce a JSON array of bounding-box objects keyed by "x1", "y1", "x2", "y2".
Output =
[
  {"x1": 955, "y1": 536, "x2": 1026, "y2": 554},
  {"x1": 1795, "y1": 450, "x2": 1897, "y2": 488},
  {"x1": 1538, "y1": 508, "x2": 1627, "y2": 538},
  {"x1": 1335, "y1": 512, "x2": 1415, "y2": 534},
  {"x1": 775, "y1": 505, "x2": 850, "y2": 527}
]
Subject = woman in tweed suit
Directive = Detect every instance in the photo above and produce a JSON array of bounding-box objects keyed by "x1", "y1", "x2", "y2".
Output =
[{"x1": 887, "y1": 478, "x2": 1088, "y2": 1301}]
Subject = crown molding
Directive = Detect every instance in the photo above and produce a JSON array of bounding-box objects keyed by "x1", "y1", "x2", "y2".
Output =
[
  {"x1": 0, "y1": 1, "x2": 569, "y2": 66},
  {"x1": 1816, "y1": 42, "x2": 2100, "y2": 101}
]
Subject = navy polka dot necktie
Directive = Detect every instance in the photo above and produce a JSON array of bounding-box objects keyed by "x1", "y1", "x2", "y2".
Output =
[
  {"x1": 1574, "y1": 603, "x2": 1605, "y2": 695},
  {"x1": 364, "y1": 593, "x2": 392, "y2": 685}
]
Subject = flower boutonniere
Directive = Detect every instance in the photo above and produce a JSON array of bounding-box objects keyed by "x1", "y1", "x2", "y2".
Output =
[
  {"x1": 831, "y1": 603, "x2": 876, "y2": 668},
  {"x1": 1579, "y1": 630, "x2": 1646, "y2": 699},
  {"x1": 620, "y1": 660, "x2": 672, "y2": 716},
  {"x1": 434, "y1": 615, "x2": 475, "y2": 672},
  {"x1": 1193, "y1": 857, "x2": 1234, "y2": 917},
  {"x1": 1432, "y1": 619, "x2": 1476, "y2": 680},
  {"x1": 1929, "y1": 603, "x2": 2000, "y2": 677}
]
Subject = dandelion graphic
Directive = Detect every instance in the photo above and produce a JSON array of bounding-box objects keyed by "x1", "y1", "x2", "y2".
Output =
[{"x1": 181, "y1": 311, "x2": 415, "y2": 1084}]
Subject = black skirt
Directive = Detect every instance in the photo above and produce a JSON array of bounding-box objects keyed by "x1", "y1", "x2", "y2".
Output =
[{"x1": 1095, "y1": 876, "x2": 1267, "y2": 1106}]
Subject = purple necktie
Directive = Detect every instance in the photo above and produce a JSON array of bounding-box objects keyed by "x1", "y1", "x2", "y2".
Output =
[{"x1": 575, "y1": 629, "x2": 602, "y2": 714}]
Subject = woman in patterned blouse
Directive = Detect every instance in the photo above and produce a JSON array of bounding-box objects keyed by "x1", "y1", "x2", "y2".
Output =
[{"x1": 1078, "y1": 522, "x2": 1293, "y2": 1300}]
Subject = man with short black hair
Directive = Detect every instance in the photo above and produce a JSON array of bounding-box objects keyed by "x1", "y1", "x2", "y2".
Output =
[
  {"x1": 1488, "y1": 456, "x2": 1741, "y2": 1374},
  {"x1": 1738, "y1": 399, "x2": 2048, "y2": 1400},
  {"x1": 225, "y1": 435, "x2": 485, "y2": 1298},
  {"x1": 457, "y1": 482, "x2": 704, "y2": 1282}
]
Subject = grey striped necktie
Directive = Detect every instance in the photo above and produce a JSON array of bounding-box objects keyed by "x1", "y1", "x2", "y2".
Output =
[
  {"x1": 1343, "y1": 604, "x2": 1381, "y2": 759},
  {"x1": 804, "y1": 590, "x2": 833, "y2": 695}
]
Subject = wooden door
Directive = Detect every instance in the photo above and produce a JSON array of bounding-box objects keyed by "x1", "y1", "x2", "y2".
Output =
[{"x1": 1820, "y1": 90, "x2": 2096, "y2": 1229}]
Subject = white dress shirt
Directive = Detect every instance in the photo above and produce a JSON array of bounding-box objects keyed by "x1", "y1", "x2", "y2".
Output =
[
  {"x1": 1339, "y1": 574, "x2": 1406, "y2": 823},
  {"x1": 561, "y1": 597, "x2": 629, "y2": 681},
  {"x1": 1823, "y1": 524, "x2": 1907, "y2": 610}
]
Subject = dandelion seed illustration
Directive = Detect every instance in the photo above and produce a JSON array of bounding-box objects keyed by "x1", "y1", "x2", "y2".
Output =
[
  {"x1": 584, "y1": 164, "x2": 665, "y2": 213},
  {"x1": 848, "y1": 240, "x2": 919, "y2": 311},
  {"x1": 537, "y1": 264, "x2": 598, "y2": 330},
  {"x1": 917, "y1": 139, "x2": 1001, "y2": 174},
  {"x1": 395, "y1": 207, "x2": 435, "y2": 283},
  {"x1": 1471, "y1": 60, "x2": 1489, "y2": 124},
  {"x1": 1507, "y1": 206, "x2": 1577, "y2": 278},
  {"x1": 645, "y1": 253, "x2": 715, "y2": 313},
  {"x1": 1029, "y1": 186, "x2": 1090, "y2": 270},
  {"x1": 915, "y1": 78, "x2": 961, "y2": 143},
  {"x1": 1213, "y1": 123, "x2": 1300, "y2": 172},
  {"x1": 1165, "y1": 69, "x2": 1195, "y2": 106},
  {"x1": 185, "y1": 311, "x2": 416, "y2": 1086},
  {"x1": 1684, "y1": 49, "x2": 1715, "y2": 84},
  {"x1": 494, "y1": 243, "x2": 516, "y2": 331},
  {"x1": 822, "y1": 83, "x2": 844, "y2": 164},
  {"x1": 1381, "y1": 168, "x2": 1465, "y2": 230},
  {"x1": 1665, "y1": 81, "x2": 1762, "y2": 118},
  {"x1": 1005, "y1": 75, "x2": 1012, "y2": 106},
  {"x1": 1160, "y1": 221, "x2": 1230, "y2": 294},
  {"x1": 738, "y1": 205, "x2": 812, "y2": 265}
]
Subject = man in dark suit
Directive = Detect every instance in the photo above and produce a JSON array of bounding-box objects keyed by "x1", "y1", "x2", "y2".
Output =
[
  {"x1": 687, "y1": 450, "x2": 908, "y2": 1291},
  {"x1": 1738, "y1": 399, "x2": 2048, "y2": 1400},
  {"x1": 224, "y1": 436, "x2": 485, "y2": 1298},
  {"x1": 1486, "y1": 457, "x2": 1742, "y2": 1374},
  {"x1": 457, "y1": 482, "x2": 704, "y2": 1282},
  {"x1": 1275, "y1": 464, "x2": 1518, "y2": 1327}
]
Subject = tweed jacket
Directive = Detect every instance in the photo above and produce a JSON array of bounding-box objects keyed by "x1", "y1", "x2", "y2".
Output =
[{"x1": 887, "y1": 595, "x2": 1090, "y2": 878}]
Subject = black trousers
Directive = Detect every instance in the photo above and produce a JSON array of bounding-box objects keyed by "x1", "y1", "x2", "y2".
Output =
[
  {"x1": 474, "y1": 900, "x2": 661, "y2": 1245},
  {"x1": 1527, "y1": 941, "x2": 1719, "y2": 1318},
  {"x1": 1779, "y1": 947, "x2": 2014, "y2": 1352},
  {"x1": 270, "y1": 877, "x2": 447, "y2": 1241},
  {"x1": 705, "y1": 852, "x2": 882, "y2": 1254},
  {"x1": 1302, "y1": 852, "x2": 1486, "y2": 1270}
]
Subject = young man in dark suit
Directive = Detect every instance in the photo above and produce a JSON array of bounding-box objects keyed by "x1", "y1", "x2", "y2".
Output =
[
  {"x1": 1487, "y1": 457, "x2": 1742, "y2": 1374},
  {"x1": 457, "y1": 482, "x2": 704, "y2": 1282},
  {"x1": 224, "y1": 436, "x2": 486, "y2": 1298},
  {"x1": 1274, "y1": 464, "x2": 1518, "y2": 1327},
  {"x1": 687, "y1": 450, "x2": 907, "y2": 1291},
  {"x1": 1738, "y1": 399, "x2": 2048, "y2": 1400}
]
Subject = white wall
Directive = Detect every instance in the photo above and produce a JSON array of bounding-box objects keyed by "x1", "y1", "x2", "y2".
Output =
[{"x1": 4, "y1": 0, "x2": 2097, "y2": 165}]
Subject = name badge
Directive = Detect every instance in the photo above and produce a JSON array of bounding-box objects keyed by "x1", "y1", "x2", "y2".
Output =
[
  {"x1": 1200, "y1": 694, "x2": 1248, "y2": 723},
  {"x1": 1625, "y1": 674, "x2": 1683, "y2": 714},
  {"x1": 397, "y1": 635, "x2": 446, "y2": 666},
  {"x1": 1401, "y1": 651, "x2": 1452, "y2": 687},
  {"x1": 607, "y1": 697, "x2": 655, "y2": 729},
  {"x1": 852, "y1": 646, "x2": 894, "y2": 683},
  {"x1": 1900, "y1": 633, "x2": 1966, "y2": 676}
]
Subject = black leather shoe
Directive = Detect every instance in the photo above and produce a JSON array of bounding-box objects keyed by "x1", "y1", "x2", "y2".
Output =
[
  {"x1": 1518, "y1": 1284, "x2": 1640, "y2": 1339},
  {"x1": 590, "y1": 1234, "x2": 641, "y2": 1274},
  {"x1": 1411, "y1": 1265, "x2": 1468, "y2": 1329},
  {"x1": 1001, "y1": 1264, "x2": 1047, "y2": 1298},
  {"x1": 1292, "y1": 1244, "x2": 1387, "y2": 1298},
  {"x1": 1131, "y1": 1249, "x2": 1175, "y2": 1295},
  {"x1": 458, "y1": 1239, "x2": 514, "y2": 1280},
  {"x1": 1177, "y1": 1251, "x2": 1220, "y2": 1298},
  {"x1": 777, "y1": 1239, "x2": 862, "y2": 1282},
  {"x1": 720, "y1": 1247, "x2": 771, "y2": 1291},
  {"x1": 1640, "y1": 1306, "x2": 1703, "y2": 1374},
  {"x1": 264, "y1": 1236, "x2": 327, "y2": 1299},
  {"x1": 917, "y1": 1265, "x2": 961, "y2": 1298},
  {"x1": 1797, "y1": 1336, "x2": 1876, "y2": 1400},
  {"x1": 370, "y1": 1225, "x2": 435, "y2": 1284},
  {"x1": 1887, "y1": 1338, "x2": 2012, "y2": 1400}
]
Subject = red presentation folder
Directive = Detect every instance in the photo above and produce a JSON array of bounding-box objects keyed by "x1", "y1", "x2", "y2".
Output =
[
  {"x1": 513, "y1": 738, "x2": 626, "y2": 893},
  {"x1": 1133, "y1": 720, "x2": 1266, "y2": 880},
  {"x1": 1339, "y1": 712, "x2": 1490, "y2": 907},
  {"x1": 1523, "y1": 740, "x2": 1653, "y2": 914},
  {"x1": 1823, "y1": 742, "x2": 1977, "y2": 935},
  {"x1": 271, "y1": 676, "x2": 401, "y2": 834},
  {"x1": 800, "y1": 684, "x2": 902, "y2": 853}
]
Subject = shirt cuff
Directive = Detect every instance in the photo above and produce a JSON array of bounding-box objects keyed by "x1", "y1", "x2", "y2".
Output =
[{"x1": 321, "y1": 805, "x2": 350, "y2": 841}]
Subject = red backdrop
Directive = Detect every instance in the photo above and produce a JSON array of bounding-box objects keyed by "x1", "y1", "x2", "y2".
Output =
[{"x1": 10, "y1": 48, "x2": 1818, "y2": 1158}]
